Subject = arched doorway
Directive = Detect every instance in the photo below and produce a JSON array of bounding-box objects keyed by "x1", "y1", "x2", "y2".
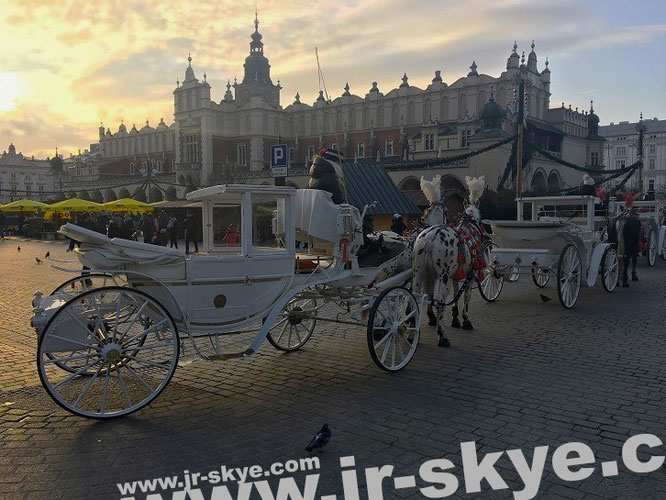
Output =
[
  {"x1": 132, "y1": 187, "x2": 147, "y2": 202},
  {"x1": 118, "y1": 188, "x2": 131, "y2": 199},
  {"x1": 78, "y1": 190, "x2": 90, "y2": 201},
  {"x1": 166, "y1": 187, "x2": 178, "y2": 201},
  {"x1": 547, "y1": 170, "x2": 561, "y2": 193},
  {"x1": 149, "y1": 187, "x2": 163, "y2": 202},
  {"x1": 90, "y1": 189, "x2": 104, "y2": 203},
  {"x1": 531, "y1": 170, "x2": 547, "y2": 194},
  {"x1": 441, "y1": 175, "x2": 466, "y2": 215},
  {"x1": 398, "y1": 176, "x2": 426, "y2": 210},
  {"x1": 104, "y1": 189, "x2": 117, "y2": 202}
]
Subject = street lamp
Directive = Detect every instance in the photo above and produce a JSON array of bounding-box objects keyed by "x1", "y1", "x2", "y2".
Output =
[{"x1": 635, "y1": 112, "x2": 647, "y2": 193}]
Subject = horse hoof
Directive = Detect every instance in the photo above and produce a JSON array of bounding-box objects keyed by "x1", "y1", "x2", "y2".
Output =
[
  {"x1": 462, "y1": 320, "x2": 474, "y2": 330},
  {"x1": 438, "y1": 337, "x2": 451, "y2": 348},
  {"x1": 451, "y1": 318, "x2": 461, "y2": 328}
]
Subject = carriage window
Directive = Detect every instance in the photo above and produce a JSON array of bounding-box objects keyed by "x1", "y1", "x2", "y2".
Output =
[
  {"x1": 252, "y1": 198, "x2": 284, "y2": 251},
  {"x1": 212, "y1": 204, "x2": 242, "y2": 251}
]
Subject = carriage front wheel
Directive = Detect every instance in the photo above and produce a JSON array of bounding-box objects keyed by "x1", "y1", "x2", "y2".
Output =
[
  {"x1": 479, "y1": 244, "x2": 504, "y2": 302},
  {"x1": 600, "y1": 246, "x2": 619, "y2": 293},
  {"x1": 367, "y1": 287, "x2": 419, "y2": 371},
  {"x1": 37, "y1": 286, "x2": 179, "y2": 419},
  {"x1": 531, "y1": 268, "x2": 550, "y2": 288},
  {"x1": 646, "y1": 230, "x2": 657, "y2": 267},
  {"x1": 557, "y1": 245, "x2": 582, "y2": 309},
  {"x1": 266, "y1": 296, "x2": 318, "y2": 352}
]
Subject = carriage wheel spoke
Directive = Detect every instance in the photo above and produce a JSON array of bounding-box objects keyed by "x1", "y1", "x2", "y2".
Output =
[
  {"x1": 65, "y1": 309, "x2": 98, "y2": 343},
  {"x1": 122, "y1": 319, "x2": 168, "y2": 347},
  {"x1": 111, "y1": 296, "x2": 122, "y2": 342},
  {"x1": 117, "y1": 301, "x2": 149, "y2": 343},
  {"x1": 43, "y1": 352, "x2": 96, "y2": 364},
  {"x1": 275, "y1": 320, "x2": 289, "y2": 344},
  {"x1": 100, "y1": 367, "x2": 111, "y2": 415},
  {"x1": 125, "y1": 356, "x2": 171, "y2": 370},
  {"x1": 122, "y1": 342, "x2": 173, "y2": 353},
  {"x1": 374, "y1": 330, "x2": 392, "y2": 349},
  {"x1": 52, "y1": 358, "x2": 103, "y2": 389},
  {"x1": 72, "y1": 364, "x2": 103, "y2": 408},
  {"x1": 117, "y1": 364, "x2": 132, "y2": 409},
  {"x1": 123, "y1": 363, "x2": 154, "y2": 392}
]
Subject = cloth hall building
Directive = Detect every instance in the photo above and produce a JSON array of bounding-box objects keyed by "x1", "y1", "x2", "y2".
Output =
[{"x1": 89, "y1": 15, "x2": 606, "y2": 206}]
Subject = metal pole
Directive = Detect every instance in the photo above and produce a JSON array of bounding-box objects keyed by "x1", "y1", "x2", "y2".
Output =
[
  {"x1": 275, "y1": 135, "x2": 286, "y2": 187},
  {"x1": 636, "y1": 114, "x2": 646, "y2": 193}
]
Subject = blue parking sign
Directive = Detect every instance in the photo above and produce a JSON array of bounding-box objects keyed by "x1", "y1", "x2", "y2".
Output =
[{"x1": 270, "y1": 144, "x2": 288, "y2": 168}]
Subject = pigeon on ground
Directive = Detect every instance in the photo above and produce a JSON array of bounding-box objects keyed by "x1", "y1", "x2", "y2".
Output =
[
  {"x1": 17, "y1": 246, "x2": 20, "y2": 252},
  {"x1": 45, "y1": 251, "x2": 50, "y2": 259},
  {"x1": 539, "y1": 294, "x2": 551, "y2": 303},
  {"x1": 305, "y1": 424, "x2": 331, "y2": 452},
  {"x1": 35, "y1": 257, "x2": 42, "y2": 264}
]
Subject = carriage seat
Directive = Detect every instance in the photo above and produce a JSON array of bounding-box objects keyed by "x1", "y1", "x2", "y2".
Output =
[{"x1": 60, "y1": 223, "x2": 184, "y2": 267}]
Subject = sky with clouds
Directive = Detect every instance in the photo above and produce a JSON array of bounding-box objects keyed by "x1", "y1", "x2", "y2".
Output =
[{"x1": 1, "y1": 0, "x2": 665, "y2": 158}]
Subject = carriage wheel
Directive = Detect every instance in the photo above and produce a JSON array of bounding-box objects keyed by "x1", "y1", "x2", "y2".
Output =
[
  {"x1": 367, "y1": 287, "x2": 419, "y2": 372},
  {"x1": 478, "y1": 244, "x2": 503, "y2": 302},
  {"x1": 51, "y1": 273, "x2": 127, "y2": 298},
  {"x1": 266, "y1": 296, "x2": 317, "y2": 351},
  {"x1": 661, "y1": 234, "x2": 666, "y2": 261},
  {"x1": 507, "y1": 267, "x2": 520, "y2": 283},
  {"x1": 600, "y1": 246, "x2": 619, "y2": 293},
  {"x1": 557, "y1": 244, "x2": 582, "y2": 309},
  {"x1": 646, "y1": 230, "x2": 657, "y2": 267},
  {"x1": 37, "y1": 287, "x2": 179, "y2": 419},
  {"x1": 531, "y1": 268, "x2": 550, "y2": 288}
]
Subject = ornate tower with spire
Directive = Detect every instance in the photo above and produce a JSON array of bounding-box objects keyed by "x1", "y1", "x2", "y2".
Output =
[{"x1": 234, "y1": 12, "x2": 281, "y2": 106}]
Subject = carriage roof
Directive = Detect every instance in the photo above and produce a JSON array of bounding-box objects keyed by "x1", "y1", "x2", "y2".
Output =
[{"x1": 186, "y1": 184, "x2": 296, "y2": 202}]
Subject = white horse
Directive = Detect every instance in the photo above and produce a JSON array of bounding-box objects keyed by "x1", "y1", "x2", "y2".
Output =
[
  {"x1": 373, "y1": 175, "x2": 446, "y2": 285},
  {"x1": 412, "y1": 176, "x2": 486, "y2": 348}
]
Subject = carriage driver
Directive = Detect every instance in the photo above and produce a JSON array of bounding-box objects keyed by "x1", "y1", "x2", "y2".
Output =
[
  {"x1": 307, "y1": 148, "x2": 347, "y2": 204},
  {"x1": 620, "y1": 194, "x2": 642, "y2": 287}
]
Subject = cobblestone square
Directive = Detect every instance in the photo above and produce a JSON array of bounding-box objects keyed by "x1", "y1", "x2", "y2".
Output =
[{"x1": 1, "y1": 237, "x2": 666, "y2": 499}]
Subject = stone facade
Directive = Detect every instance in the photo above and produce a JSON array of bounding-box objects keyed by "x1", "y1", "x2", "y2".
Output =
[
  {"x1": 600, "y1": 117, "x2": 666, "y2": 195},
  {"x1": 0, "y1": 144, "x2": 54, "y2": 203}
]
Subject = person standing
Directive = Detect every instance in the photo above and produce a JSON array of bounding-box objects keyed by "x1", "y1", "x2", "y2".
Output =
[
  {"x1": 619, "y1": 195, "x2": 641, "y2": 287},
  {"x1": 141, "y1": 212, "x2": 155, "y2": 244},
  {"x1": 184, "y1": 211, "x2": 198, "y2": 254},
  {"x1": 157, "y1": 210, "x2": 169, "y2": 246},
  {"x1": 107, "y1": 214, "x2": 125, "y2": 239},
  {"x1": 167, "y1": 213, "x2": 179, "y2": 249},
  {"x1": 391, "y1": 213, "x2": 407, "y2": 235}
]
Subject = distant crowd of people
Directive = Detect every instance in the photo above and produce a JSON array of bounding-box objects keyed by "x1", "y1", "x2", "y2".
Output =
[{"x1": 66, "y1": 210, "x2": 200, "y2": 254}]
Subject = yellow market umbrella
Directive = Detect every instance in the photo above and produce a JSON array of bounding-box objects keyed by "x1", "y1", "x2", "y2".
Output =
[
  {"x1": 103, "y1": 198, "x2": 154, "y2": 212},
  {"x1": 0, "y1": 199, "x2": 49, "y2": 212},
  {"x1": 48, "y1": 198, "x2": 103, "y2": 213}
]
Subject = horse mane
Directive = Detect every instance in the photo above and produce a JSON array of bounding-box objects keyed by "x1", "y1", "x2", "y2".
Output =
[{"x1": 420, "y1": 175, "x2": 442, "y2": 205}]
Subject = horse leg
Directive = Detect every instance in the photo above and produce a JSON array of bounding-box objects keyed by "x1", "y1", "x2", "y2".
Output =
[
  {"x1": 427, "y1": 304, "x2": 437, "y2": 326},
  {"x1": 450, "y1": 281, "x2": 461, "y2": 328},
  {"x1": 461, "y1": 285, "x2": 474, "y2": 330},
  {"x1": 435, "y1": 277, "x2": 451, "y2": 348}
]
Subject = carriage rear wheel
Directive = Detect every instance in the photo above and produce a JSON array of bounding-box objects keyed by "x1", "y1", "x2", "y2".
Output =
[
  {"x1": 600, "y1": 246, "x2": 619, "y2": 293},
  {"x1": 266, "y1": 296, "x2": 317, "y2": 351},
  {"x1": 367, "y1": 287, "x2": 419, "y2": 371},
  {"x1": 37, "y1": 287, "x2": 179, "y2": 419},
  {"x1": 531, "y1": 268, "x2": 550, "y2": 288},
  {"x1": 478, "y1": 244, "x2": 504, "y2": 302},
  {"x1": 557, "y1": 244, "x2": 582, "y2": 309},
  {"x1": 647, "y1": 230, "x2": 657, "y2": 267}
]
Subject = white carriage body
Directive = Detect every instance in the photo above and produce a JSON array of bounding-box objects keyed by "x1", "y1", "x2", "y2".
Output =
[{"x1": 487, "y1": 195, "x2": 612, "y2": 290}]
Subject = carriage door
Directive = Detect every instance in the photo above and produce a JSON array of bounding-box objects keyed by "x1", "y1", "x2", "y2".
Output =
[{"x1": 243, "y1": 192, "x2": 295, "y2": 319}]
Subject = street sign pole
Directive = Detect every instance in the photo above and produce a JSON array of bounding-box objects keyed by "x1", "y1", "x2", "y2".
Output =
[{"x1": 270, "y1": 140, "x2": 288, "y2": 186}]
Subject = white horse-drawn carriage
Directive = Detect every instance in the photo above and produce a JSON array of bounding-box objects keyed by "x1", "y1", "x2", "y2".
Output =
[
  {"x1": 611, "y1": 199, "x2": 666, "y2": 266},
  {"x1": 32, "y1": 185, "x2": 424, "y2": 418},
  {"x1": 479, "y1": 195, "x2": 619, "y2": 309}
]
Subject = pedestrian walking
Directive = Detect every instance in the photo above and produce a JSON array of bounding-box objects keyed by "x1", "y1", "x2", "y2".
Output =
[
  {"x1": 184, "y1": 211, "x2": 198, "y2": 254},
  {"x1": 141, "y1": 212, "x2": 155, "y2": 244},
  {"x1": 168, "y1": 214, "x2": 179, "y2": 249}
]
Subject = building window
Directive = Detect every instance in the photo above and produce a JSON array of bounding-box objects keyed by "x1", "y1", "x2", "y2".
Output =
[
  {"x1": 307, "y1": 145, "x2": 315, "y2": 161},
  {"x1": 385, "y1": 139, "x2": 394, "y2": 156},
  {"x1": 185, "y1": 134, "x2": 198, "y2": 163},
  {"x1": 649, "y1": 179, "x2": 655, "y2": 191},
  {"x1": 38, "y1": 185, "x2": 44, "y2": 195},
  {"x1": 617, "y1": 160, "x2": 626, "y2": 169},
  {"x1": 648, "y1": 144, "x2": 656, "y2": 154},
  {"x1": 649, "y1": 158, "x2": 656, "y2": 170},
  {"x1": 461, "y1": 130, "x2": 472, "y2": 148},
  {"x1": 130, "y1": 162, "x2": 136, "y2": 174},
  {"x1": 237, "y1": 144, "x2": 247, "y2": 166},
  {"x1": 10, "y1": 172, "x2": 16, "y2": 178},
  {"x1": 616, "y1": 146, "x2": 626, "y2": 156},
  {"x1": 357, "y1": 142, "x2": 365, "y2": 158},
  {"x1": 590, "y1": 152, "x2": 599, "y2": 166},
  {"x1": 424, "y1": 133, "x2": 435, "y2": 151},
  {"x1": 11, "y1": 185, "x2": 17, "y2": 196},
  {"x1": 25, "y1": 185, "x2": 32, "y2": 197}
]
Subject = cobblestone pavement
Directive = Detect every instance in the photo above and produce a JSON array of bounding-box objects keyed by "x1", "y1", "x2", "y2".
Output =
[{"x1": 1, "y1": 237, "x2": 666, "y2": 499}]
